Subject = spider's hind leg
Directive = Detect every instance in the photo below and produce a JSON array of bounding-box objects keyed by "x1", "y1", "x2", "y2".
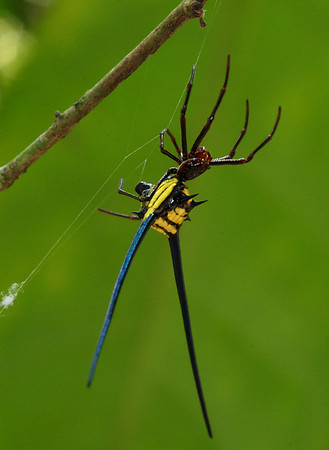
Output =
[
  {"x1": 118, "y1": 178, "x2": 144, "y2": 201},
  {"x1": 98, "y1": 208, "x2": 140, "y2": 220}
]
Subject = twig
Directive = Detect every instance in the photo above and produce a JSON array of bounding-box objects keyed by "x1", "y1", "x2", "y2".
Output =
[{"x1": 0, "y1": 0, "x2": 207, "y2": 192}]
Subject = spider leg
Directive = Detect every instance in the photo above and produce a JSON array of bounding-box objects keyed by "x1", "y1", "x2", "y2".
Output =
[
  {"x1": 221, "y1": 100, "x2": 249, "y2": 160},
  {"x1": 169, "y1": 232, "x2": 213, "y2": 438},
  {"x1": 98, "y1": 208, "x2": 140, "y2": 220},
  {"x1": 210, "y1": 106, "x2": 281, "y2": 166},
  {"x1": 180, "y1": 65, "x2": 196, "y2": 159},
  {"x1": 160, "y1": 128, "x2": 181, "y2": 163},
  {"x1": 118, "y1": 178, "x2": 145, "y2": 202},
  {"x1": 190, "y1": 55, "x2": 230, "y2": 155},
  {"x1": 87, "y1": 214, "x2": 155, "y2": 387}
]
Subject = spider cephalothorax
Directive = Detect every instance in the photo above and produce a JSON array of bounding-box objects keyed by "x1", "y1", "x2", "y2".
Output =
[{"x1": 176, "y1": 146, "x2": 212, "y2": 181}]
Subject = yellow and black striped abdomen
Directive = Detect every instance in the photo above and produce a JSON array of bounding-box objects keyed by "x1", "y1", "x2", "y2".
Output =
[
  {"x1": 142, "y1": 177, "x2": 194, "y2": 237},
  {"x1": 153, "y1": 188, "x2": 192, "y2": 236}
]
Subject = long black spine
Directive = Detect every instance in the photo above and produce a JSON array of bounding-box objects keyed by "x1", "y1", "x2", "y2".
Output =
[{"x1": 169, "y1": 232, "x2": 213, "y2": 438}]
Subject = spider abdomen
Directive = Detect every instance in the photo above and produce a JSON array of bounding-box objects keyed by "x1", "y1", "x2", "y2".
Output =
[
  {"x1": 141, "y1": 176, "x2": 194, "y2": 236},
  {"x1": 152, "y1": 197, "x2": 192, "y2": 236}
]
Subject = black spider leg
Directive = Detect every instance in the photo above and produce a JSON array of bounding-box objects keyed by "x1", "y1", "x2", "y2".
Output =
[
  {"x1": 180, "y1": 65, "x2": 196, "y2": 159},
  {"x1": 117, "y1": 178, "x2": 144, "y2": 202},
  {"x1": 220, "y1": 99, "x2": 249, "y2": 160},
  {"x1": 159, "y1": 64, "x2": 196, "y2": 164},
  {"x1": 98, "y1": 208, "x2": 140, "y2": 220},
  {"x1": 210, "y1": 106, "x2": 281, "y2": 166},
  {"x1": 190, "y1": 55, "x2": 230, "y2": 155},
  {"x1": 160, "y1": 129, "x2": 181, "y2": 163},
  {"x1": 169, "y1": 232, "x2": 213, "y2": 438},
  {"x1": 97, "y1": 180, "x2": 143, "y2": 220}
]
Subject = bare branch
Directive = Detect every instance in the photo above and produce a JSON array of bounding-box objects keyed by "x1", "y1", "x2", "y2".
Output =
[{"x1": 0, "y1": 0, "x2": 207, "y2": 192}]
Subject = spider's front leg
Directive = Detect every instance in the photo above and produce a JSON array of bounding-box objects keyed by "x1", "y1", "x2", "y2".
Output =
[
  {"x1": 211, "y1": 106, "x2": 281, "y2": 166},
  {"x1": 190, "y1": 55, "x2": 231, "y2": 155},
  {"x1": 180, "y1": 65, "x2": 196, "y2": 159},
  {"x1": 220, "y1": 100, "x2": 249, "y2": 161},
  {"x1": 160, "y1": 128, "x2": 181, "y2": 163}
]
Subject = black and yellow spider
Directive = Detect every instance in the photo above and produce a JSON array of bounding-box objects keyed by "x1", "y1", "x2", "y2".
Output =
[{"x1": 87, "y1": 55, "x2": 281, "y2": 438}]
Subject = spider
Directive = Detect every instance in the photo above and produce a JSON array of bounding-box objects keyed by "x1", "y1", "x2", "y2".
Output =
[{"x1": 87, "y1": 55, "x2": 281, "y2": 439}]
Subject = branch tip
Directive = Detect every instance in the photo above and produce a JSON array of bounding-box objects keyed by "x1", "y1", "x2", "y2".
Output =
[{"x1": 199, "y1": 16, "x2": 207, "y2": 28}]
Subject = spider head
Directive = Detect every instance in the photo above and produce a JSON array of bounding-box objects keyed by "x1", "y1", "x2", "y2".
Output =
[{"x1": 177, "y1": 147, "x2": 212, "y2": 181}]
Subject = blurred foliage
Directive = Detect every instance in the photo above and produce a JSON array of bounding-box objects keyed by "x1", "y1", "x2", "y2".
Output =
[
  {"x1": 0, "y1": 0, "x2": 55, "y2": 85},
  {"x1": 1, "y1": 0, "x2": 55, "y2": 28},
  {"x1": 0, "y1": 0, "x2": 328, "y2": 449}
]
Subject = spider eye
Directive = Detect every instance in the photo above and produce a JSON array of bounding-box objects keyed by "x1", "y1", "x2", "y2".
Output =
[{"x1": 135, "y1": 181, "x2": 152, "y2": 196}]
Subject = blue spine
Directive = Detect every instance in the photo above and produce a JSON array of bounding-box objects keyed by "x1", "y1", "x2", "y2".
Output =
[{"x1": 87, "y1": 214, "x2": 155, "y2": 386}]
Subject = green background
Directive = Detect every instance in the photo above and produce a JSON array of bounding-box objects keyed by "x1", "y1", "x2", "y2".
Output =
[{"x1": 1, "y1": 0, "x2": 328, "y2": 449}]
